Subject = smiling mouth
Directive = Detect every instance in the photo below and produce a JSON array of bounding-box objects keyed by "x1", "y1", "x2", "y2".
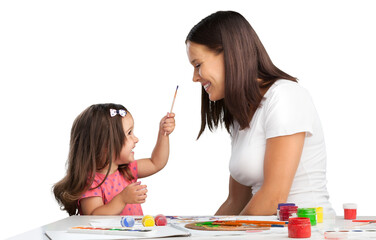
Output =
[{"x1": 203, "y1": 82, "x2": 211, "y2": 92}]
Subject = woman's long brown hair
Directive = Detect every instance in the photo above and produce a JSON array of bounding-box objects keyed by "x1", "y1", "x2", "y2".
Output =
[
  {"x1": 186, "y1": 11, "x2": 297, "y2": 139},
  {"x1": 52, "y1": 103, "x2": 134, "y2": 215}
]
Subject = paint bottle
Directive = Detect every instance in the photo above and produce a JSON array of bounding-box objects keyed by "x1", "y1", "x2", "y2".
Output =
[
  {"x1": 280, "y1": 205, "x2": 298, "y2": 221},
  {"x1": 288, "y1": 217, "x2": 311, "y2": 238},
  {"x1": 343, "y1": 203, "x2": 357, "y2": 220},
  {"x1": 142, "y1": 215, "x2": 155, "y2": 227},
  {"x1": 316, "y1": 207, "x2": 323, "y2": 223},
  {"x1": 155, "y1": 214, "x2": 167, "y2": 226},
  {"x1": 297, "y1": 208, "x2": 317, "y2": 226},
  {"x1": 121, "y1": 216, "x2": 135, "y2": 227},
  {"x1": 277, "y1": 203, "x2": 296, "y2": 220}
]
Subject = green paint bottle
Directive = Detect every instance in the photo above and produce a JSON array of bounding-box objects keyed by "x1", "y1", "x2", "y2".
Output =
[{"x1": 297, "y1": 208, "x2": 317, "y2": 226}]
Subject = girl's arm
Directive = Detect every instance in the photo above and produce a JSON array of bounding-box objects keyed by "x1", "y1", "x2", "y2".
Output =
[
  {"x1": 80, "y1": 195, "x2": 126, "y2": 215},
  {"x1": 137, "y1": 113, "x2": 175, "y2": 178},
  {"x1": 215, "y1": 176, "x2": 253, "y2": 215},
  {"x1": 239, "y1": 132, "x2": 305, "y2": 215},
  {"x1": 80, "y1": 182, "x2": 147, "y2": 215}
]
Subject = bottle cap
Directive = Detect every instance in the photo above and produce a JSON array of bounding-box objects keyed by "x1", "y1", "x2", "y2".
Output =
[
  {"x1": 120, "y1": 216, "x2": 135, "y2": 227},
  {"x1": 343, "y1": 203, "x2": 357, "y2": 209},
  {"x1": 298, "y1": 208, "x2": 316, "y2": 214},
  {"x1": 277, "y1": 203, "x2": 295, "y2": 210}
]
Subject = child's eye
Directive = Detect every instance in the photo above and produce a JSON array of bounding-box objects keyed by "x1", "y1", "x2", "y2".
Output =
[{"x1": 128, "y1": 130, "x2": 132, "y2": 135}]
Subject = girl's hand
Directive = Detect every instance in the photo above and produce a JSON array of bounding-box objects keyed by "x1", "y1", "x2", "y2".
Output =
[
  {"x1": 160, "y1": 112, "x2": 175, "y2": 136},
  {"x1": 120, "y1": 182, "x2": 147, "y2": 204}
]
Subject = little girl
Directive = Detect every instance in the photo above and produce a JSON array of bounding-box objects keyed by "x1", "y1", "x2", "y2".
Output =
[{"x1": 53, "y1": 103, "x2": 175, "y2": 215}]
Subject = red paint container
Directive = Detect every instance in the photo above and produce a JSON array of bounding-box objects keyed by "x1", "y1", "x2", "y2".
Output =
[
  {"x1": 288, "y1": 217, "x2": 311, "y2": 238},
  {"x1": 343, "y1": 203, "x2": 357, "y2": 220},
  {"x1": 280, "y1": 205, "x2": 298, "y2": 221},
  {"x1": 277, "y1": 203, "x2": 296, "y2": 220},
  {"x1": 155, "y1": 214, "x2": 167, "y2": 226}
]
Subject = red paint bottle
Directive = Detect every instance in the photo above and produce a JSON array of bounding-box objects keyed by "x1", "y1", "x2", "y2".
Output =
[
  {"x1": 280, "y1": 205, "x2": 298, "y2": 221},
  {"x1": 343, "y1": 203, "x2": 357, "y2": 220},
  {"x1": 288, "y1": 217, "x2": 311, "y2": 238},
  {"x1": 155, "y1": 214, "x2": 167, "y2": 226}
]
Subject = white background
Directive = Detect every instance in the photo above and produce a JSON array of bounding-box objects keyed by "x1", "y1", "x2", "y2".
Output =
[{"x1": 1, "y1": 0, "x2": 375, "y2": 238}]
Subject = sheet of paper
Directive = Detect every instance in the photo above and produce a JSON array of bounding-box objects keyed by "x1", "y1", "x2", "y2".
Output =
[
  {"x1": 45, "y1": 231, "x2": 129, "y2": 240},
  {"x1": 89, "y1": 217, "x2": 124, "y2": 227},
  {"x1": 45, "y1": 224, "x2": 190, "y2": 240}
]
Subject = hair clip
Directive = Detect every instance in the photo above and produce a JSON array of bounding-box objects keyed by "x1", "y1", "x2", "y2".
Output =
[{"x1": 110, "y1": 109, "x2": 127, "y2": 117}]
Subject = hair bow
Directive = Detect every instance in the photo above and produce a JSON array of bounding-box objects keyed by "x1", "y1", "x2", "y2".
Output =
[{"x1": 110, "y1": 109, "x2": 127, "y2": 117}]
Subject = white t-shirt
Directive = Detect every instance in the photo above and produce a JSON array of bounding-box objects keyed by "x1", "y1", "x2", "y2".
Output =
[{"x1": 229, "y1": 79, "x2": 335, "y2": 215}]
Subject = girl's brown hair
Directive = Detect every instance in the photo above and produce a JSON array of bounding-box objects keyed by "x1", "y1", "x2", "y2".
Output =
[
  {"x1": 53, "y1": 103, "x2": 134, "y2": 215},
  {"x1": 186, "y1": 11, "x2": 297, "y2": 139}
]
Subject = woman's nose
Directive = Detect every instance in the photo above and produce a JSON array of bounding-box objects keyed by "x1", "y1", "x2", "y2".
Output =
[
  {"x1": 192, "y1": 71, "x2": 201, "y2": 82},
  {"x1": 134, "y1": 136, "x2": 139, "y2": 143}
]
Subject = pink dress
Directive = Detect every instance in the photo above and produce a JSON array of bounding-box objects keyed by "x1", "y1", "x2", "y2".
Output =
[{"x1": 79, "y1": 161, "x2": 143, "y2": 215}]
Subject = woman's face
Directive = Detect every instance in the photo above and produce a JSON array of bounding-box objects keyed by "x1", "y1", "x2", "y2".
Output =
[{"x1": 186, "y1": 41, "x2": 225, "y2": 101}]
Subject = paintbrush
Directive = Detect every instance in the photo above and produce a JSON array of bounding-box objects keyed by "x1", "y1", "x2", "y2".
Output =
[
  {"x1": 164, "y1": 85, "x2": 179, "y2": 136},
  {"x1": 169, "y1": 85, "x2": 179, "y2": 114},
  {"x1": 213, "y1": 220, "x2": 287, "y2": 226},
  {"x1": 214, "y1": 222, "x2": 286, "y2": 228},
  {"x1": 352, "y1": 220, "x2": 376, "y2": 228},
  {"x1": 352, "y1": 220, "x2": 376, "y2": 223}
]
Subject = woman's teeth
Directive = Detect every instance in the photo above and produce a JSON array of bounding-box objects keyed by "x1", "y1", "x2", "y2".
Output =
[{"x1": 203, "y1": 82, "x2": 211, "y2": 91}]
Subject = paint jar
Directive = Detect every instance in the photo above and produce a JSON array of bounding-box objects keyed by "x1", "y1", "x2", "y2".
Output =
[
  {"x1": 142, "y1": 215, "x2": 155, "y2": 227},
  {"x1": 288, "y1": 217, "x2": 311, "y2": 238},
  {"x1": 155, "y1": 214, "x2": 167, "y2": 226},
  {"x1": 277, "y1": 203, "x2": 296, "y2": 220},
  {"x1": 121, "y1": 216, "x2": 135, "y2": 227},
  {"x1": 316, "y1": 207, "x2": 323, "y2": 223},
  {"x1": 297, "y1": 208, "x2": 317, "y2": 226},
  {"x1": 280, "y1": 205, "x2": 298, "y2": 221},
  {"x1": 343, "y1": 203, "x2": 357, "y2": 220}
]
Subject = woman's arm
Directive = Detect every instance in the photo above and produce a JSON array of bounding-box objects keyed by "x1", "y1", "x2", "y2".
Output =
[
  {"x1": 137, "y1": 113, "x2": 175, "y2": 178},
  {"x1": 215, "y1": 176, "x2": 253, "y2": 215},
  {"x1": 239, "y1": 132, "x2": 305, "y2": 215}
]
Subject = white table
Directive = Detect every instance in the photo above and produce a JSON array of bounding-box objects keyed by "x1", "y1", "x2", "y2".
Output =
[{"x1": 7, "y1": 215, "x2": 376, "y2": 240}]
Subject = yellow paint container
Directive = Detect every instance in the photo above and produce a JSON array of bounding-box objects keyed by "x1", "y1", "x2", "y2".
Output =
[
  {"x1": 316, "y1": 207, "x2": 323, "y2": 223},
  {"x1": 142, "y1": 215, "x2": 155, "y2": 227}
]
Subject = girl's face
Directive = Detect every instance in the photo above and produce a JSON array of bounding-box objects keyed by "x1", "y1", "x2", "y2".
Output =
[
  {"x1": 186, "y1": 41, "x2": 225, "y2": 101},
  {"x1": 116, "y1": 113, "x2": 139, "y2": 165}
]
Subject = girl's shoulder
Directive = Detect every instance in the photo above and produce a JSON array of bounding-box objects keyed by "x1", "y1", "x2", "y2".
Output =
[
  {"x1": 95, "y1": 170, "x2": 118, "y2": 178},
  {"x1": 128, "y1": 161, "x2": 137, "y2": 171}
]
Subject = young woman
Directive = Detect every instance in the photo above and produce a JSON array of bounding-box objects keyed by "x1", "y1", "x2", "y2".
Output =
[{"x1": 186, "y1": 11, "x2": 335, "y2": 216}]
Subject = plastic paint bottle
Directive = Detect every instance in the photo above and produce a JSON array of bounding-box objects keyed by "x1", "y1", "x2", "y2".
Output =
[
  {"x1": 142, "y1": 215, "x2": 155, "y2": 227},
  {"x1": 155, "y1": 214, "x2": 167, "y2": 226},
  {"x1": 297, "y1": 208, "x2": 317, "y2": 226},
  {"x1": 120, "y1": 216, "x2": 135, "y2": 227},
  {"x1": 288, "y1": 217, "x2": 311, "y2": 238},
  {"x1": 280, "y1": 205, "x2": 298, "y2": 221},
  {"x1": 277, "y1": 203, "x2": 296, "y2": 220},
  {"x1": 343, "y1": 203, "x2": 357, "y2": 220},
  {"x1": 316, "y1": 207, "x2": 323, "y2": 223}
]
